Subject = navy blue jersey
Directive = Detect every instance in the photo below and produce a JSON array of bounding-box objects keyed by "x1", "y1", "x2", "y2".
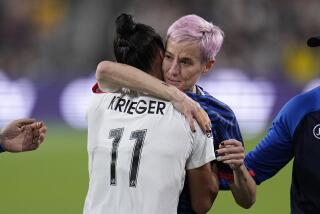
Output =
[
  {"x1": 0, "y1": 137, "x2": 4, "y2": 152},
  {"x1": 245, "y1": 86, "x2": 320, "y2": 213},
  {"x1": 178, "y1": 85, "x2": 244, "y2": 214}
]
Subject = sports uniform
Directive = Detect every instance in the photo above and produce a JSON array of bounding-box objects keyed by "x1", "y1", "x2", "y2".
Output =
[
  {"x1": 83, "y1": 89, "x2": 215, "y2": 214},
  {"x1": 245, "y1": 87, "x2": 320, "y2": 213},
  {"x1": 178, "y1": 85, "x2": 244, "y2": 214}
]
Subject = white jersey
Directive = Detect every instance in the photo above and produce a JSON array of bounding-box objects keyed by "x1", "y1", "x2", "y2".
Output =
[{"x1": 83, "y1": 91, "x2": 215, "y2": 214}]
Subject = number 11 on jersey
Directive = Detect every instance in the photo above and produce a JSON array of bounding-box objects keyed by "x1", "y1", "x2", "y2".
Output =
[{"x1": 108, "y1": 128, "x2": 147, "y2": 188}]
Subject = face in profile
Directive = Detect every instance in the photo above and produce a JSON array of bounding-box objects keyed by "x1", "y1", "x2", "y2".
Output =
[{"x1": 162, "y1": 39, "x2": 211, "y2": 92}]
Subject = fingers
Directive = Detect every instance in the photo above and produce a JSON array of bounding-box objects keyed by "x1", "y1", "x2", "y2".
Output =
[
  {"x1": 194, "y1": 108, "x2": 211, "y2": 134},
  {"x1": 216, "y1": 153, "x2": 245, "y2": 162},
  {"x1": 39, "y1": 124, "x2": 47, "y2": 134},
  {"x1": 22, "y1": 126, "x2": 34, "y2": 152},
  {"x1": 187, "y1": 115, "x2": 196, "y2": 132},
  {"x1": 173, "y1": 94, "x2": 211, "y2": 134},
  {"x1": 37, "y1": 122, "x2": 44, "y2": 129},
  {"x1": 222, "y1": 159, "x2": 244, "y2": 165},
  {"x1": 205, "y1": 122, "x2": 212, "y2": 134},
  {"x1": 38, "y1": 125, "x2": 47, "y2": 144},
  {"x1": 200, "y1": 108, "x2": 211, "y2": 128},
  {"x1": 24, "y1": 137, "x2": 41, "y2": 152},
  {"x1": 32, "y1": 129, "x2": 40, "y2": 143},
  {"x1": 14, "y1": 118, "x2": 36, "y2": 128},
  {"x1": 216, "y1": 139, "x2": 245, "y2": 168},
  {"x1": 171, "y1": 93, "x2": 212, "y2": 134},
  {"x1": 217, "y1": 139, "x2": 244, "y2": 155},
  {"x1": 28, "y1": 121, "x2": 44, "y2": 129},
  {"x1": 219, "y1": 139, "x2": 242, "y2": 149},
  {"x1": 216, "y1": 153, "x2": 244, "y2": 168},
  {"x1": 38, "y1": 134, "x2": 46, "y2": 144},
  {"x1": 1, "y1": 129, "x2": 21, "y2": 138},
  {"x1": 217, "y1": 145, "x2": 244, "y2": 154},
  {"x1": 22, "y1": 121, "x2": 46, "y2": 150},
  {"x1": 30, "y1": 122, "x2": 47, "y2": 144},
  {"x1": 25, "y1": 138, "x2": 40, "y2": 151},
  {"x1": 30, "y1": 122, "x2": 44, "y2": 135}
]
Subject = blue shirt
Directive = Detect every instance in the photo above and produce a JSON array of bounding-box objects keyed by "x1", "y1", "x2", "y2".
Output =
[
  {"x1": 245, "y1": 86, "x2": 320, "y2": 213},
  {"x1": 178, "y1": 85, "x2": 244, "y2": 214}
]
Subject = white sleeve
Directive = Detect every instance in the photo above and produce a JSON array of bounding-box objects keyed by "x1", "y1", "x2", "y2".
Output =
[
  {"x1": 86, "y1": 93, "x2": 110, "y2": 123},
  {"x1": 186, "y1": 124, "x2": 216, "y2": 170},
  {"x1": 86, "y1": 94, "x2": 103, "y2": 122}
]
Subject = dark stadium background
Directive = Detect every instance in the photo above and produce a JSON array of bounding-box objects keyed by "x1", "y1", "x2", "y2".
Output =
[{"x1": 0, "y1": 0, "x2": 319, "y2": 213}]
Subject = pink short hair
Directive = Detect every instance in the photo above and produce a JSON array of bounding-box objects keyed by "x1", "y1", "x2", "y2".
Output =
[{"x1": 167, "y1": 14, "x2": 224, "y2": 62}]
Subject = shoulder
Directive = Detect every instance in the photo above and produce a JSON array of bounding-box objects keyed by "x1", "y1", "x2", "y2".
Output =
[
  {"x1": 277, "y1": 86, "x2": 320, "y2": 119},
  {"x1": 203, "y1": 91, "x2": 234, "y2": 114},
  {"x1": 187, "y1": 86, "x2": 243, "y2": 142},
  {"x1": 283, "y1": 86, "x2": 319, "y2": 111},
  {"x1": 187, "y1": 86, "x2": 237, "y2": 121},
  {"x1": 274, "y1": 87, "x2": 320, "y2": 136},
  {"x1": 88, "y1": 91, "x2": 123, "y2": 109}
]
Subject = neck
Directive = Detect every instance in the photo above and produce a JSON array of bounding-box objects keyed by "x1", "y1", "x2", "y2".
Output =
[
  {"x1": 191, "y1": 86, "x2": 197, "y2": 93},
  {"x1": 185, "y1": 85, "x2": 197, "y2": 93}
]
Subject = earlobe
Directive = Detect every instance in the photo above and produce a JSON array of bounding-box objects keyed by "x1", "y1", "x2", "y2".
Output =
[{"x1": 203, "y1": 60, "x2": 215, "y2": 74}]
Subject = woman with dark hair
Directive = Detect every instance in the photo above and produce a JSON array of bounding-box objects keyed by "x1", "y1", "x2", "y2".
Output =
[
  {"x1": 113, "y1": 14, "x2": 164, "y2": 76},
  {"x1": 84, "y1": 14, "x2": 218, "y2": 214}
]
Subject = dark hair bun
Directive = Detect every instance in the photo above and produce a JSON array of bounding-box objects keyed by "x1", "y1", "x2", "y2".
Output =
[{"x1": 115, "y1": 13, "x2": 136, "y2": 37}]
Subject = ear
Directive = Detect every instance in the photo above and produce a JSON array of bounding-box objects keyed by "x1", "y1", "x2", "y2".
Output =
[
  {"x1": 203, "y1": 60, "x2": 215, "y2": 74},
  {"x1": 159, "y1": 50, "x2": 164, "y2": 60}
]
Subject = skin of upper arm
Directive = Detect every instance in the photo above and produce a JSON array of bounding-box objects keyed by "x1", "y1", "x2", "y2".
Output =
[
  {"x1": 96, "y1": 61, "x2": 111, "y2": 88},
  {"x1": 187, "y1": 163, "x2": 219, "y2": 213},
  {"x1": 96, "y1": 61, "x2": 121, "y2": 92}
]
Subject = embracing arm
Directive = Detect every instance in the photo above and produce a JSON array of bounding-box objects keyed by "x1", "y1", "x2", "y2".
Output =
[
  {"x1": 188, "y1": 163, "x2": 219, "y2": 214},
  {"x1": 96, "y1": 61, "x2": 177, "y2": 100},
  {"x1": 96, "y1": 61, "x2": 211, "y2": 132}
]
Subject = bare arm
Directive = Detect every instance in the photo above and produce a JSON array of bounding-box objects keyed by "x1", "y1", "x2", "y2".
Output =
[
  {"x1": 216, "y1": 139, "x2": 256, "y2": 209},
  {"x1": 96, "y1": 61, "x2": 211, "y2": 133},
  {"x1": 229, "y1": 165, "x2": 256, "y2": 209},
  {"x1": 188, "y1": 163, "x2": 219, "y2": 214},
  {"x1": 97, "y1": 61, "x2": 176, "y2": 100}
]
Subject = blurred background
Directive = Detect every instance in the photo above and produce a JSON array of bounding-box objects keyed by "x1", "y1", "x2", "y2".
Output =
[{"x1": 0, "y1": 0, "x2": 319, "y2": 213}]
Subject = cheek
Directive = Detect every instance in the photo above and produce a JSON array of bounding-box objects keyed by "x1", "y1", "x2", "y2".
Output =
[
  {"x1": 162, "y1": 60, "x2": 169, "y2": 74},
  {"x1": 180, "y1": 67, "x2": 202, "y2": 87},
  {"x1": 181, "y1": 67, "x2": 201, "y2": 81}
]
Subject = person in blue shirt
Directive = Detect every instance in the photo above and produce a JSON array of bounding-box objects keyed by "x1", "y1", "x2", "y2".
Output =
[
  {"x1": 242, "y1": 35, "x2": 320, "y2": 214},
  {"x1": 94, "y1": 14, "x2": 256, "y2": 212},
  {"x1": 0, "y1": 118, "x2": 46, "y2": 153}
]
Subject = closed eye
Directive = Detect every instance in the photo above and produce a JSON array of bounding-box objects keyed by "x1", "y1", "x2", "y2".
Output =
[
  {"x1": 165, "y1": 54, "x2": 172, "y2": 59},
  {"x1": 180, "y1": 59, "x2": 192, "y2": 65}
]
